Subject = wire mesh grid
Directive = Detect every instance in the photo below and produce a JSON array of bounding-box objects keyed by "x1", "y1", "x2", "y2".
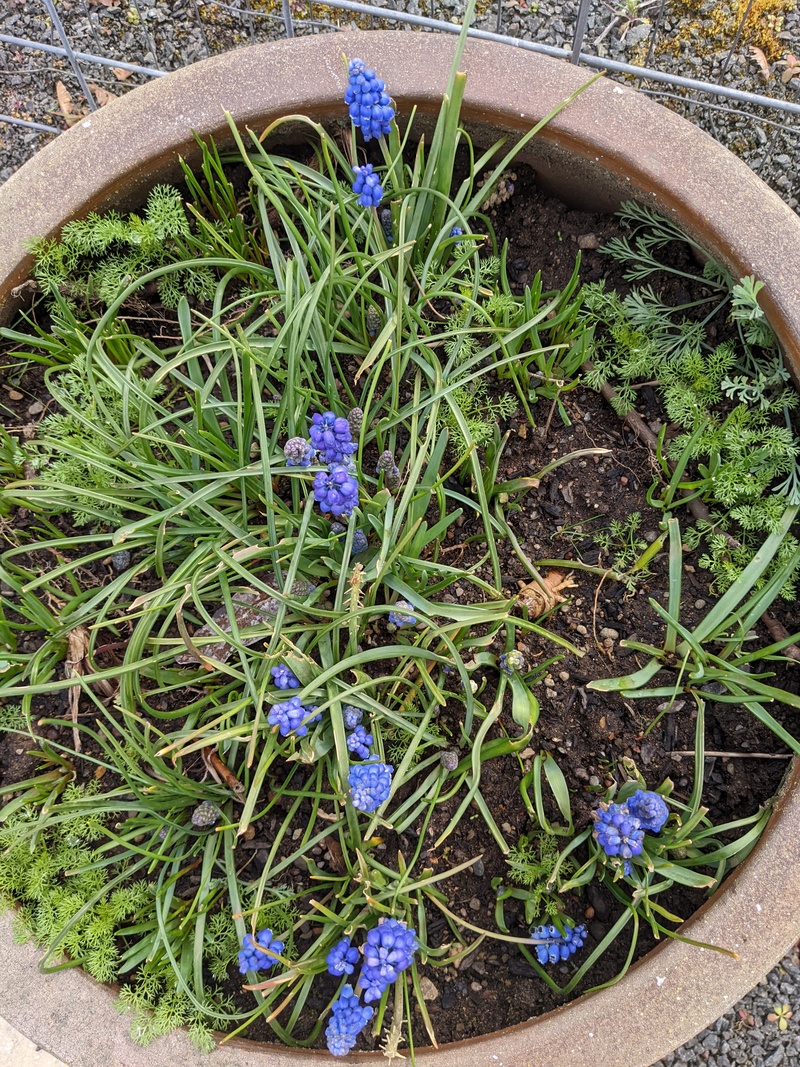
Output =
[{"x1": 1, "y1": 0, "x2": 799, "y2": 201}]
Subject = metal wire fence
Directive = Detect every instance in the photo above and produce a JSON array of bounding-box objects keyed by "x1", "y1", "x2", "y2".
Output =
[{"x1": 1, "y1": 0, "x2": 799, "y2": 195}]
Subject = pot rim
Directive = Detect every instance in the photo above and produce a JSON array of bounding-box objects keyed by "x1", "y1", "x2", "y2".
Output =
[{"x1": 1, "y1": 30, "x2": 799, "y2": 1067}]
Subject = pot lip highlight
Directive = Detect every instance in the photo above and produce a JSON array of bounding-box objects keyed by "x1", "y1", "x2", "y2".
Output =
[{"x1": 1, "y1": 30, "x2": 800, "y2": 1067}]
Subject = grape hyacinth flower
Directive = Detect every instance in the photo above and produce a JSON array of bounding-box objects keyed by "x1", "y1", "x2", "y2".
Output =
[
  {"x1": 268, "y1": 695, "x2": 321, "y2": 738},
  {"x1": 313, "y1": 464, "x2": 360, "y2": 518},
  {"x1": 344, "y1": 58, "x2": 395, "y2": 141},
  {"x1": 593, "y1": 802, "x2": 645, "y2": 860},
  {"x1": 440, "y1": 749, "x2": 460, "y2": 772},
  {"x1": 450, "y1": 225, "x2": 464, "y2": 243},
  {"x1": 352, "y1": 164, "x2": 383, "y2": 209},
  {"x1": 379, "y1": 207, "x2": 394, "y2": 243},
  {"x1": 283, "y1": 436, "x2": 315, "y2": 467},
  {"x1": 331, "y1": 522, "x2": 369, "y2": 555},
  {"x1": 376, "y1": 449, "x2": 401, "y2": 490},
  {"x1": 376, "y1": 450, "x2": 396, "y2": 474},
  {"x1": 325, "y1": 985, "x2": 373, "y2": 1057},
  {"x1": 238, "y1": 928, "x2": 285, "y2": 974},
  {"x1": 309, "y1": 411, "x2": 357, "y2": 465},
  {"x1": 388, "y1": 600, "x2": 416, "y2": 629},
  {"x1": 360, "y1": 918, "x2": 418, "y2": 1003},
  {"x1": 191, "y1": 801, "x2": 221, "y2": 828},
  {"x1": 351, "y1": 529, "x2": 369, "y2": 555},
  {"x1": 365, "y1": 307, "x2": 382, "y2": 340},
  {"x1": 348, "y1": 760, "x2": 393, "y2": 812},
  {"x1": 347, "y1": 407, "x2": 364, "y2": 436},
  {"x1": 327, "y1": 937, "x2": 360, "y2": 977},
  {"x1": 270, "y1": 662, "x2": 300, "y2": 690},
  {"x1": 529, "y1": 922, "x2": 587, "y2": 966},
  {"x1": 627, "y1": 789, "x2": 670, "y2": 833},
  {"x1": 343, "y1": 705, "x2": 363, "y2": 730},
  {"x1": 346, "y1": 723, "x2": 373, "y2": 760},
  {"x1": 499, "y1": 649, "x2": 527, "y2": 675}
]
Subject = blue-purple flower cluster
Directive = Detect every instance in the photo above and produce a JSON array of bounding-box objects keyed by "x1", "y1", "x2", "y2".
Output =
[
  {"x1": 268, "y1": 695, "x2": 321, "y2": 738},
  {"x1": 270, "y1": 662, "x2": 300, "y2": 690},
  {"x1": 281, "y1": 410, "x2": 362, "y2": 521},
  {"x1": 343, "y1": 704, "x2": 363, "y2": 730},
  {"x1": 325, "y1": 985, "x2": 373, "y2": 1057},
  {"x1": 344, "y1": 58, "x2": 395, "y2": 141},
  {"x1": 313, "y1": 465, "x2": 360, "y2": 518},
  {"x1": 310, "y1": 412, "x2": 357, "y2": 465},
  {"x1": 346, "y1": 723, "x2": 373, "y2": 760},
  {"x1": 529, "y1": 921, "x2": 587, "y2": 966},
  {"x1": 327, "y1": 937, "x2": 360, "y2": 977},
  {"x1": 283, "y1": 436, "x2": 315, "y2": 467},
  {"x1": 324, "y1": 919, "x2": 418, "y2": 1053},
  {"x1": 593, "y1": 789, "x2": 670, "y2": 870},
  {"x1": 352, "y1": 164, "x2": 383, "y2": 209},
  {"x1": 331, "y1": 523, "x2": 369, "y2": 555},
  {"x1": 348, "y1": 759, "x2": 393, "y2": 812},
  {"x1": 238, "y1": 928, "x2": 285, "y2": 974},
  {"x1": 387, "y1": 599, "x2": 416, "y2": 629},
  {"x1": 361, "y1": 919, "x2": 418, "y2": 1002}
]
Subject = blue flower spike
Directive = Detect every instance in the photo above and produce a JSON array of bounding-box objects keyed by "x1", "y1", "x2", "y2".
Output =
[
  {"x1": 238, "y1": 928, "x2": 285, "y2": 974},
  {"x1": 344, "y1": 58, "x2": 395, "y2": 141},
  {"x1": 268, "y1": 695, "x2": 321, "y2": 738},
  {"x1": 387, "y1": 599, "x2": 416, "y2": 629},
  {"x1": 270, "y1": 662, "x2": 300, "y2": 690},
  {"x1": 283, "y1": 436, "x2": 315, "y2": 467},
  {"x1": 529, "y1": 922, "x2": 587, "y2": 966},
  {"x1": 360, "y1": 917, "x2": 418, "y2": 1003},
  {"x1": 327, "y1": 937, "x2": 360, "y2": 977},
  {"x1": 627, "y1": 789, "x2": 670, "y2": 832},
  {"x1": 593, "y1": 802, "x2": 645, "y2": 860},
  {"x1": 352, "y1": 164, "x2": 383, "y2": 209},
  {"x1": 326, "y1": 985, "x2": 373, "y2": 1057},
  {"x1": 309, "y1": 411, "x2": 357, "y2": 465},
  {"x1": 346, "y1": 723, "x2": 373, "y2": 760},
  {"x1": 348, "y1": 760, "x2": 393, "y2": 812},
  {"x1": 313, "y1": 464, "x2": 360, "y2": 518},
  {"x1": 343, "y1": 705, "x2": 364, "y2": 730}
]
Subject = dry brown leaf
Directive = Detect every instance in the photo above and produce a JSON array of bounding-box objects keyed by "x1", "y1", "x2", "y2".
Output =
[
  {"x1": 749, "y1": 46, "x2": 771, "y2": 82},
  {"x1": 202, "y1": 745, "x2": 246, "y2": 801},
  {"x1": 112, "y1": 66, "x2": 133, "y2": 81},
  {"x1": 55, "y1": 80, "x2": 82, "y2": 126},
  {"x1": 87, "y1": 82, "x2": 117, "y2": 106},
  {"x1": 65, "y1": 626, "x2": 90, "y2": 752}
]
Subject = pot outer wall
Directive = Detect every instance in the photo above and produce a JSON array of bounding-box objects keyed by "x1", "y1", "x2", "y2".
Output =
[{"x1": 0, "y1": 30, "x2": 799, "y2": 1067}]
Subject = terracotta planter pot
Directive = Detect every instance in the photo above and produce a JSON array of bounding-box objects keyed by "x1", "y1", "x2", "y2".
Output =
[{"x1": 1, "y1": 31, "x2": 799, "y2": 1067}]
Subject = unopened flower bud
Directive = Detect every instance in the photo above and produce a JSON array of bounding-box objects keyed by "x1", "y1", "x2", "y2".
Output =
[
  {"x1": 347, "y1": 407, "x2": 364, "y2": 435},
  {"x1": 191, "y1": 801, "x2": 221, "y2": 828},
  {"x1": 440, "y1": 750, "x2": 459, "y2": 772},
  {"x1": 376, "y1": 450, "x2": 396, "y2": 473}
]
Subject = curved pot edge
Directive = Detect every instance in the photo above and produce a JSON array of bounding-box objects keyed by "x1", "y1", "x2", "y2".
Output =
[{"x1": 1, "y1": 30, "x2": 799, "y2": 1067}]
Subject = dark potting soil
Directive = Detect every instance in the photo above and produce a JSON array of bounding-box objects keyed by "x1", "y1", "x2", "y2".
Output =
[{"x1": 0, "y1": 159, "x2": 798, "y2": 1053}]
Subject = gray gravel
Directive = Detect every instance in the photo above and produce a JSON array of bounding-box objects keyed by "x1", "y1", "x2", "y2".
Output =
[
  {"x1": 1, "y1": 3, "x2": 799, "y2": 1065},
  {"x1": 652, "y1": 942, "x2": 800, "y2": 1067}
]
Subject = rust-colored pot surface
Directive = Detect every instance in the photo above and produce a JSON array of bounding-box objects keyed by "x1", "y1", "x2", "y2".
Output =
[{"x1": 1, "y1": 31, "x2": 799, "y2": 1067}]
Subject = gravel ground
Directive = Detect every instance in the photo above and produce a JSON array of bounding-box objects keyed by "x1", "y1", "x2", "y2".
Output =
[
  {"x1": 1, "y1": 3, "x2": 799, "y2": 1065},
  {"x1": 1, "y1": 0, "x2": 799, "y2": 202}
]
